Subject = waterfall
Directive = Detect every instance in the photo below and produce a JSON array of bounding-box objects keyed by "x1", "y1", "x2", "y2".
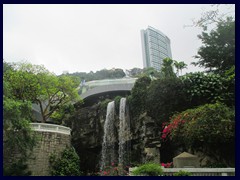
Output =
[
  {"x1": 118, "y1": 98, "x2": 131, "y2": 169},
  {"x1": 100, "y1": 101, "x2": 117, "y2": 171}
]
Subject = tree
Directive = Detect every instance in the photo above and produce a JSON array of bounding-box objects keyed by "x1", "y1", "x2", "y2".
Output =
[
  {"x1": 146, "y1": 77, "x2": 189, "y2": 126},
  {"x1": 128, "y1": 76, "x2": 151, "y2": 119},
  {"x1": 166, "y1": 103, "x2": 235, "y2": 166},
  {"x1": 4, "y1": 62, "x2": 80, "y2": 123},
  {"x1": 3, "y1": 75, "x2": 36, "y2": 175},
  {"x1": 174, "y1": 61, "x2": 187, "y2": 76},
  {"x1": 161, "y1": 58, "x2": 176, "y2": 78},
  {"x1": 181, "y1": 72, "x2": 235, "y2": 107},
  {"x1": 49, "y1": 147, "x2": 81, "y2": 176},
  {"x1": 193, "y1": 17, "x2": 235, "y2": 74},
  {"x1": 125, "y1": 67, "x2": 143, "y2": 77}
]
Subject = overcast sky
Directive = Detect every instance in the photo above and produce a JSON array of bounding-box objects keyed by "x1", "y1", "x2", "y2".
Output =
[{"x1": 3, "y1": 4, "x2": 235, "y2": 75}]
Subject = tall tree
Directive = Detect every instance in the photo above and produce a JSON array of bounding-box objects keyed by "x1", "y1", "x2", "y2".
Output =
[
  {"x1": 4, "y1": 62, "x2": 80, "y2": 123},
  {"x1": 3, "y1": 70, "x2": 36, "y2": 175},
  {"x1": 161, "y1": 58, "x2": 176, "y2": 78},
  {"x1": 174, "y1": 61, "x2": 187, "y2": 76},
  {"x1": 193, "y1": 17, "x2": 235, "y2": 74}
]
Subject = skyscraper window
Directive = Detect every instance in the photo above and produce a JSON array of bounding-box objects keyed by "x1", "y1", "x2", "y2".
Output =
[{"x1": 141, "y1": 26, "x2": 172, "y2": 71}]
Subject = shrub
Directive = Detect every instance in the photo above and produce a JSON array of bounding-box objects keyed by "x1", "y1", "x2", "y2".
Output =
[
  {"x1": 128, "y1": 76, "x2": 151, "y2": 119},
  {"x1": 161, "y1": 162, "x2": 173, "y2": 168},
  {"x1": 173, "y1": 170, "x2": 191, "y2": 176},
  {"x1": 49, "y1": 147, "x2": 81, "y2": 176},
  {"x1": 165, "y1": 102, "x2": 235, "y2": 165},
  {"x1": 146, "y1": 77, "x2": 189, "y2": 126},
  {"x1": 99, "y1": 163, "x2": 129, "y2": 176},
  {"x1": 131, "y1": 163, "x2": 163, "y2": 176}
]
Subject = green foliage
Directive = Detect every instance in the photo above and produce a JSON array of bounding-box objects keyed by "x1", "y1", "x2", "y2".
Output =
[
  {"x1": 50, "y1": 103, "x2": 75, "y2": 125},
  {"x1": 142, "y1": 67, "x2": 162, "y2": 79},
  {"x1": 193, "y1": 17, "x2": 235, "y2": 74},
  {"x1": 128, "y1": 76, "x2": 151, "y2": 119},
  {"x1": 114, "y1": 96, "x2": 122, "y2": 116},
  {"x1": 168, "y1": 102, "x2": 235, "y2": 164},
  {"x1": 146, "y1": 77, "x2": 189, "y2": 125},
  {"x1": 182, "y1": 72, "x2": 235, "y2": 107},
  {"x1": 3, "y1": 159, "x2": 32, "y2": 176},
  {"x1": 49, "y1": 147, "x2": 81, "y2": 176},
  {"x1": 99, "y1": 98, "x2": 112, "y2": 111},
  {"x1": 173, "y1": 60, "x2": 187, "y2": 76},
  {"x1": 4, "y1": 61, "x2": 80, "y2": 123},
  {"x1": 126, "y1": 67, "x2": 143, "y2": 77},
  {"x1": 66, "y1": 68, "x2": 125, "y2": 82},
  {"x1": 202, "y1": 161, "x2": 227, "y2": 168},
  {"x1": 173, "y1": 170, "x2": 191, "y2": 176},
  {"x1": 161, "y1": 58, "x2": 176, "y2": 78},
  {"x1": 3, "y1": 96, "x2": 36, "y2": 176},
  {"x1": 131, "y1": 163, "x2": 163, "y2": 176},
  {"x1": 99, "y1": 163, "x2": 129, "y2": 176}
]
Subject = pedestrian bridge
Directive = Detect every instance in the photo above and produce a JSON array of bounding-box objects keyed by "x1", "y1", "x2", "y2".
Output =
[{"x1": 78, "y1": 78, "x2": 137, "y2": 103}]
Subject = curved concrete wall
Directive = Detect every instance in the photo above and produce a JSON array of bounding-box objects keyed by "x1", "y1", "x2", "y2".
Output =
[
  {"x1": 81, "y1": 83, "x2": 134, "y2": 99},
  {"x1": 27, "y1": 123, "x2": 71, "y2": 176}
]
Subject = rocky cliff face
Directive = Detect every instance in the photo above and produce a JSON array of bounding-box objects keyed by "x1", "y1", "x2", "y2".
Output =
[
  {"x1": 70, "y1": 104, "x2": 105, "y2": 174},
  {"x1": 70, "y1": 102, "x2": 161, "y2": 174}
]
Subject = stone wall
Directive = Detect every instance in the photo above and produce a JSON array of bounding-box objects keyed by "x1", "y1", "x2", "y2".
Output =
[{"x1": 27, "y1": 131, "x2": 71, "y2": 176}]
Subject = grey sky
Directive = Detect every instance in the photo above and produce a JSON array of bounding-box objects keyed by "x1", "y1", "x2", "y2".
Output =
[{"x1": 3, "y1": 4, "x2": 235, "y2": 75}]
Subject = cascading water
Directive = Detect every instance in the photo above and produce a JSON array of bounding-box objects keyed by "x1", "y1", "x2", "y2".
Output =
[
  {"x1": 100, "y1": 101, "x2": 117, "y2": 171},
  {"x1": 118, "y1": 98, "x2": 131, "y2": 169}
]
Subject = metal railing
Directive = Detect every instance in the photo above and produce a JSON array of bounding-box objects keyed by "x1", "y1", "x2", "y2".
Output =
[
  {"x1": 30, "y1": 123, "x2": 71, "y2": 135},
  {"x1": 129, "y1": 168, "x2": 235, "y2": 176}
]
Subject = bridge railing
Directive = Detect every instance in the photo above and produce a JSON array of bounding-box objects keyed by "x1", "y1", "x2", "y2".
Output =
[
  {"x1": 30, "y1": 123, "x2": 71, "y2": 135},
  {"x1": 129, "y1": 168, "x2": 235, "y2": 176},
  {"x1": 84, "y1": 78, "x2": 137, "y2": 89}
]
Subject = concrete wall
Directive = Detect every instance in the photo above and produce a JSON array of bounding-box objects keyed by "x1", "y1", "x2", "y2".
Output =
[{"x1": 27, "y1": 131, "x2": 71, "y2": 176}]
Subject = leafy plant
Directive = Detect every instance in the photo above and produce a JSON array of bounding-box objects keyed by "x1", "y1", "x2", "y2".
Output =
[
  {"x1": 128, "y1": 76, "x2": 151, "y2": 119},
  {"x1": 166, "y1": 102, "x2": 235, "y2": 165},
  {"x1": 49, "y1": 147, "x2": 81, "y2": 176},
  {"x1": 193, "y1": 17, "x2": 235, "y2": 74},
  {"x1": 146, "y1": 77, "x2": 189, "y2": 126},
  {"x1": 131, "y1": 163, "x2": 163, "y2": 176},
  {"x1": 181, "y1": 72, "x2": 234, "y2": 107},
  {"x1": 173, "y1": 170, "x2": 192, "y2": 176},
  {"x1": 4, "y1": 61, "x2": 80, "y2": 123}
]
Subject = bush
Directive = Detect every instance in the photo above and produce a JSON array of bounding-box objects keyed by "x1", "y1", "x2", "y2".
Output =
[
  {"x1": 131, "y1": 163, "x2": 163, "y2": 176},
  {"x1": 173, "y1": 170, "x2": 191, "y2": 176},
  {"x1": 49, "y1": 147, "x2": 81, "y2": 176},
  {"x1": 99, "y1": 163, "x2": 129, "y2": 176},
  {"x1": 165, "y1": 102, "x2": 235, "y2": 165},
  {"x1": 146, "y1": 77, "x2": 189, "y2": 125},
  {"x1": 128, "y1": 76, "x2": 151, "y2": 119}
]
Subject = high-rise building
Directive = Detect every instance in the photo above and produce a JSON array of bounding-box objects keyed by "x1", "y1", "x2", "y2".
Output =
[{"x1": 141, "y1": 26, "x2": 172, "y2": 71}]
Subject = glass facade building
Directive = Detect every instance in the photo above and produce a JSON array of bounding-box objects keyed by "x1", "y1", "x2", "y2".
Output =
[{"x1": 141, "y1": 26, "x2": 172, "y2": 71}]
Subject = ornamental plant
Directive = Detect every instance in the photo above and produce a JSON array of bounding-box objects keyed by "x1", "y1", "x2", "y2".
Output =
[
  {"x1": 166, "y1": 102, "x2": 235, "y2": 165},
  {"x1": 161, "y1": 113, "x2": 187, "y2": 142},
  {"x1": 161, "y1": 162, "x2": 173, "y2": 168},
  {"x1": 173, "y1": 170, "x2": 191, "y2": 176},
  {"x1": 99, "y1": 163, "x2": 129, "y2": 176},
  {"x1": 131, "y1": 163, "x2": 163, "y2": 176},
  {"x1": 49, "y1": 147, "x2": 81, "y2": 176}
]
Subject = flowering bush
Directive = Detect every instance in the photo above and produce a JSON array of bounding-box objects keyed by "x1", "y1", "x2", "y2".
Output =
[
  {"x1": 161, "y1": 162, "x2": 173, "y2": 168},
  {"x1": 161, "y1": 114, "x2": 187, "y2": 142},
  {"x1": 162, "y1": 102, "x2": 235, "y2": 165},
  {"x1": 99, "y1": 163, "x2": 129, "y2": 176}
]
